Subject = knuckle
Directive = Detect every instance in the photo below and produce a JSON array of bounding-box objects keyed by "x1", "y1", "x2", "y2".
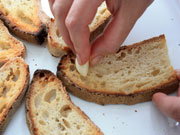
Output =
[{"x1": 65, "y1": 17, "x2": 78, "y2": 30}]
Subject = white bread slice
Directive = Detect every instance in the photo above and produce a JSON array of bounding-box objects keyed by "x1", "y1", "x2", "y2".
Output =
[
  {"x1": 57, "y1": 35, "x2": 180, "y2": 105},
  {"x1": 0, "y1": 20, "x2": 25, "y2": 66},
  {"x1": 26, "y1": 70, "x2": 103, "y2": 135},
  {"x1": 0, "y1": 57, "x2": 29, "y2": 133},
  {"x1": 0, "y1": 0, "x2": 50, "y2": 44},
  {"x1": 48, "y1": 2, "x2": 111, "y2": 57}
]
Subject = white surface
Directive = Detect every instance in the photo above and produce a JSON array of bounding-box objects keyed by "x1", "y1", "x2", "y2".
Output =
[{"x1": 4, "y1": 0, "x2": 180, "y2": 135}]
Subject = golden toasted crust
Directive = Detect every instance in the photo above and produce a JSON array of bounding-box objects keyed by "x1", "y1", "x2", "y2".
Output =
[
  {"x1": 0, "y1": 57, "x2": 30, "y2": 133},
  {"x1": 57, "y1": 69, "x2": 179, "y2": 105},
  {"x1": 57, "y1": 35, "x2": 180, "y2": 105},
  {"x1": 0, "y1": 20, "x2": 26, "y2": 66},
  {"x1": 0, "y1": 0, "x2": 50, "y2": 44},
  {"x1": 26, "y1": 70, "x2": 103, "y2": 135}
]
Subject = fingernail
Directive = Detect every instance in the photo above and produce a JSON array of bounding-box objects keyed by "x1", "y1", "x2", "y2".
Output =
[{"x1": 90, "y1": 56, "x2": 103, "y2": 66}]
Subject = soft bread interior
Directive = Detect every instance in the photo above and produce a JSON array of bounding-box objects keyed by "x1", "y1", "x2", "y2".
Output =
[
  {"x1": 60, "y1": 35, "x2": 177, "y2": 95},
  {"x1": 28, "y1": 71, "x2": 102, "y2": 135},
  {"x1": 0, "y1": 20, "x2": 25, "y2": 64},
  {"x1": 0, "y1": 57, "x2": 28, "y2": 122},
  {"x1": 0, "y1": 0, "x2": 41, "y2": 32}
]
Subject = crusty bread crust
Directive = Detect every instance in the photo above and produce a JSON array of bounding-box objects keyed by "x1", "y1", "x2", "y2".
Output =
[
  {"x1": 57, "y1": 35, "x2": 180, "y2": 105},
  {"x1": 26, "y1": 70, "x2": 103, "y2": 135},
  {"x1": 57, "y1": 70, "x2": 179, "y2": 105},
  {"x1": 0, "y1": 0, "x2": 50, "y2": 44},
  {"x1": 0, "y1": 20, "x2": 26, "y2": 66},
  {"x1": 0, "y1": 58, "x2": 30, "y2": 133}
]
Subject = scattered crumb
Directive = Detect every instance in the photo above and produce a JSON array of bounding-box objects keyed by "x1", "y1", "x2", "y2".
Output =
[
  {"x1": 178, "y1": 44, "x2": 180, "y2": 46},
  {"x1": 171, "y1": 18, "x2": 174, "y2": 21},
  {"x1": 134, "y1": 110, "x2": 138, "y2": 112},
  {"x1": 35, "y1": 64, "x2": 37, "y2": 66},
  {"x1": 102, "y1": 113, "x2": 105, "y2": 116},
  {"x1": 32, "y1": 59, "x2": 35, "y2": 61},
  {"x1": 122, "y1": 122, "x2": 124, "y2": 124},
  {"x1": 113, "y1": 126, "x2": 115, "y2": 129}
]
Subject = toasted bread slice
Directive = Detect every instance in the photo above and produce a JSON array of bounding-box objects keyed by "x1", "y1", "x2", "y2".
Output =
[
  {"x1": 48, "y1": 2, "x2": 111, "y2": 57},
  {"x1": 57, "y1": 35, "x2": 179, "y2": 105},
  {"x1": 0, "y1": 0, "x2": 50, "y2": 44},
  {"x1": 26, "y1": 70, "x2": 103, "y2": 135},
  {"x1": 0, "y1": 20, "x2": 25, "y2": 66},
  {"x1": 0, "y1": 57, "x2": 29, "y2": 133}
]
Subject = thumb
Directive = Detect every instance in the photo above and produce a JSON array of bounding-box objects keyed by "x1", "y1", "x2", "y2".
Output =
[{"x1": 153, "y1": 93, "x2": 180, "y2": 122}]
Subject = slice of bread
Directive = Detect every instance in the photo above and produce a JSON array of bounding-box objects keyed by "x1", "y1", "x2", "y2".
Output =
[
  {"x1": 26, "y1": 70, "x2": 103, "y2": 135},
  {"x1": 57, "y1": 35, "x2": 180, "y2": 105},
  {"x1": 0, "y1": 0, "x2": 50, "y2": 44},
  {"x1": 0, "y1": 57, "x2": 29, "y2": 133},
  {"x1": 48, "y1": 2, "x2": 111, "y2": 57},
  {"x1": 0, "y1": 20, "x2": 25, "y2": 66}
]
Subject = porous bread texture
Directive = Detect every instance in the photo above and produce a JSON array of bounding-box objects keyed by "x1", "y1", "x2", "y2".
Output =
[
  {"x1": 26, "y1": 70, "x2": 103, "y2": 135},
  {"x1": 0, "y1": 20, "x2": 25, "y2": 66},
  {"x1": 0, "y1": 0, "x2": 49, "y2": 44},
  {"x1": 0, "y1": 57, "x2": 29, "y2": 133},
  {"x1": 47, "y1": 1, "x2": 111, "y2": 57},
  {"x1": 57, "y1": 35, "x2": 179, "y2": 105}
]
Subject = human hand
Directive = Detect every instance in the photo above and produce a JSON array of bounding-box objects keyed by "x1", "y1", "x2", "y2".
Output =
[
  {"x1": 153, "y1": 70, "x2": 180, "y2": 122},
  {"x1": 48, "y1": 0, "x2": 153, "y2": 65}
]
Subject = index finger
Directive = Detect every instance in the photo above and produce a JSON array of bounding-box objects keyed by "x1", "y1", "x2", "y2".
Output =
[{"x1": 65, "y1": 0, "x2": 103, "y2": 65}]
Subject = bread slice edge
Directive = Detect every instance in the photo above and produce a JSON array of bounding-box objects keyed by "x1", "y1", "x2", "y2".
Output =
[
  {"x1": 0, "y1": 20, "x2": 26, "y2": 66},
  {"x1": 0, "y1": 0, "x2": 50, "y2": 44},
  {"x1": 0, "y1": 57, "x2": 30, "y2": 133},
  {"x1": 26, "y1": 69, "x2": 103, "y2": 135},
  {"x1": 57, "y1": 35, "x2": 180, "y2": 105}
]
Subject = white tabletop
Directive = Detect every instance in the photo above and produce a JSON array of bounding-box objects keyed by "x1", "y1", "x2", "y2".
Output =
[{"x1": 4, "y1": 0, "x2": 180, "y2": 135}]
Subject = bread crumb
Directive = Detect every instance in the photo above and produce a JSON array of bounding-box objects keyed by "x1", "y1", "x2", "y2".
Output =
[
  {"x1": 134, "y1": 110, "x2": 138, "y2": 112},
  {"x1": 102, "y1": 113, "x2": 105, "y2": 116},
  {"x1": 35, "y1": 64, "x2": 37, "y2": 66}
]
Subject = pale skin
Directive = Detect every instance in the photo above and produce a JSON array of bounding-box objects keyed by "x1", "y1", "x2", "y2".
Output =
[{"x1": 49, "y1": 0, "x2": 180, "y2": 122}]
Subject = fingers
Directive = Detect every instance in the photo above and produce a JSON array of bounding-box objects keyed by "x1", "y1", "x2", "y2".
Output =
[
  {"x1": 65, "y1": 0, "x2": 103, "y2": 65},
  {"x1": 153, "y1": 93, "x2": 180, "y2": 122},
  {"x1": 106, "y1": 0, "x2": 120, "y2": 15},
  {"x1": 52, "y1": 0, "x2": 75, "y2": 52},
  {"x1": 90, "y1": 2, "x2": 134, "y2": 65},
  {"x1": 90, "y1": 0, "x2": 153, "y2": 65}
]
